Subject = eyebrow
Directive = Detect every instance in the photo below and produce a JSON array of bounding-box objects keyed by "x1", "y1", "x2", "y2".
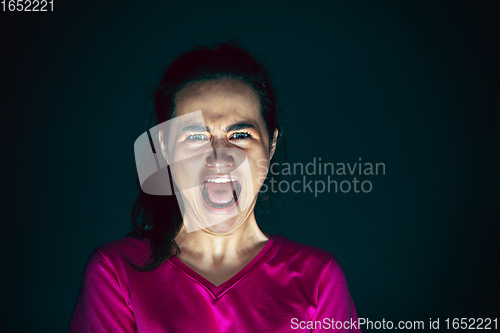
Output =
[
  {"x1": 180, "y1": 122, "x2": 256, "y2": 133},
  {"x1": 181, "y1": 125, "x2": 208, "y2": 132},
  {"x1": 225, "y1": 123, "x2": 256, "y2": 132}
]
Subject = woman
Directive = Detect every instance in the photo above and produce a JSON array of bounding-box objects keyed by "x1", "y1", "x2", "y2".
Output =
[{"x1": 69, "y1": 41, "x2": 361, "y2": 332}]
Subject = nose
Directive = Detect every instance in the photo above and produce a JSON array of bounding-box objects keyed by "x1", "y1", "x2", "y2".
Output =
[{"x1": 206, "y1": 137, "x2": 235, "y2": 169}]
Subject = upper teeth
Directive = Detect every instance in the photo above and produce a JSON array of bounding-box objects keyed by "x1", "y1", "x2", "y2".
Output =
[{"x1": 206, "y1": 178, "x2": 234, "y2": 183}]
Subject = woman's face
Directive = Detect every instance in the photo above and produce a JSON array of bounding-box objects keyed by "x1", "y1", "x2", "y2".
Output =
[{"x1": 159, "y1": 79, "x2": 275, "y2": 235}]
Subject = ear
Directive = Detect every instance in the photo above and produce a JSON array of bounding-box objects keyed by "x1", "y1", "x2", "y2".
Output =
[
  {"x1": 269, "y1": 128, "x2": 279, "y2": 160},
  {"x1": 158, "y1": 130, "x2": 169, "y2": 164}
]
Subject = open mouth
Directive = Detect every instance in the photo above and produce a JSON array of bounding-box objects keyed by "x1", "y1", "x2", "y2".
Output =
[{"x1": 201, "y1": 178, "x2": 242, "y2": 209}]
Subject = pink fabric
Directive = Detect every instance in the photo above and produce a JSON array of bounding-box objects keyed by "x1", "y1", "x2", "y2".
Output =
[{"x1": 69, "y1": 234, "x2": 361, "y2": 332}]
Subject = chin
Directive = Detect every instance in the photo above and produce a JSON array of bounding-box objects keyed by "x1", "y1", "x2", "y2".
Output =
[{"x1": 204, "y1": 219, "x2": 241, "y2": 234}]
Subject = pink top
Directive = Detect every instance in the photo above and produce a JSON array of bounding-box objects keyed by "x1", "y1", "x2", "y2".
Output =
[{"x1": 69, "y1": 234, "x2": 361, "y2": 332}]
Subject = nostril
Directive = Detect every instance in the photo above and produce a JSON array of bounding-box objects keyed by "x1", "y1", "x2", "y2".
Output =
[{"x1": 206, "y1": 148, "x2": 235, "y2": 168}]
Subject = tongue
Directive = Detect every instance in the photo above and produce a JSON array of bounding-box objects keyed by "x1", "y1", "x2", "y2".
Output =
[{"x1": 205, "y1": 182, "x2": 235, "y2": 204}]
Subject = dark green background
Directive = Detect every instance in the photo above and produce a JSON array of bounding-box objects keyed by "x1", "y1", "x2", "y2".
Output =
[{"x1": 1, "y1": 1, "x2": 499, "y2": 332}]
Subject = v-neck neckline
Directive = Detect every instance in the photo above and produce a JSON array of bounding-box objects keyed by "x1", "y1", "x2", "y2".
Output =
[{"x1": 167, "y1": 234, "x2": 282, "y2": 299}]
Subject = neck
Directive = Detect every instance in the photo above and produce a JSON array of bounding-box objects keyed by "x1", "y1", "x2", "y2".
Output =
[{"x1": 174, "y1": 213, "x2": 269, "y2": 263}]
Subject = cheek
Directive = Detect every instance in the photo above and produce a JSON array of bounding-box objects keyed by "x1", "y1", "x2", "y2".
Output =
[
  {"x1": 247, "y1": 150, "x2": 271, "y2": 188},
  {"x1": 169, "y1": 152, "x2": 204, "y2": 185}
]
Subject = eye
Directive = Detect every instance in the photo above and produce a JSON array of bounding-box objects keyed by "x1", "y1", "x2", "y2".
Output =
[
  {"x1": 230, "y1": 132, "x2": 252, "y2": 140},
  {"x1": 186, "y1": 133, "x2": 208, "y2": 141}
]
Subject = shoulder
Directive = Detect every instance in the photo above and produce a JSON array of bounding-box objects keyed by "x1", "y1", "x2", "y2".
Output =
[
  {"x1": 90, "y1": 234, "x2": 152, "y2": 270},
  {"x1": 272, "y1": 234, "x2": 342, "y2": 277},
  {"x1": 276, "y1": 235, "x2": 335, "y2": 263}
]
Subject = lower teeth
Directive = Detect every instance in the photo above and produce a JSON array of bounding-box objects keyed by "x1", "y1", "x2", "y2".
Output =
[{"x1": 202, "y1": 182, "x2": 240, "y2": 208}]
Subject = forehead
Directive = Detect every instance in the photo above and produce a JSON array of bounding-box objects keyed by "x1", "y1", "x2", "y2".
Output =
[{"x1": 174, "y1": 79, "x2": 261, "y2": 124}]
